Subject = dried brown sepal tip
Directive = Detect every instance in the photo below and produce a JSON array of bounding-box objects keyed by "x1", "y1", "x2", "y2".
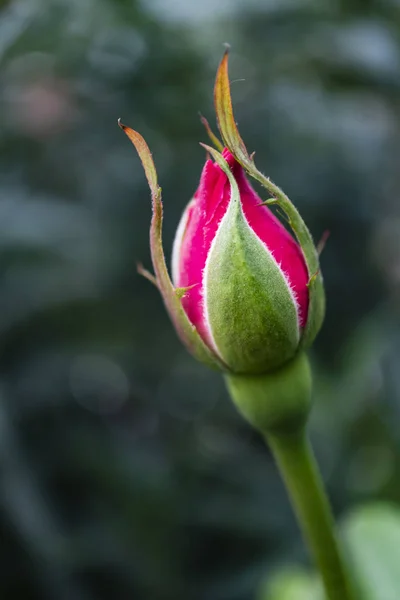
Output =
[
  {"x1": 118, "y1": 119, "x2": 159, "y2": 195},
  {"x1": 214, "y1": 49, "x2": 250, "y2": 166}
]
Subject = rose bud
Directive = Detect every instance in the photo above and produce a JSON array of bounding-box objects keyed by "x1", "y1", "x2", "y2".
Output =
[
  {"x1": 119, "y1": 51, "x2": 324, "y2": 377},
  {"x1": 172, "y1": 149, "x2": 311, "y2": 374}
]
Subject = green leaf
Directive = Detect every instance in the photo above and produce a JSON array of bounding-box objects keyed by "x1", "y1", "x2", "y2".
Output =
[
  {"x1": 258, "y1": 566, "x2": 322, "y2": 600},
  {"x1": 343, "y1": 503, "x2": 400, "y2": 600},
  {"x1": 260, "y1": 503, "x2": 400, "y2": 600}
]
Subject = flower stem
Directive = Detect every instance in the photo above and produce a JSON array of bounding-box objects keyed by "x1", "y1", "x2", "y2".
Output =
[
  {"x1": 225, "y1": 355, "x2": 356, "y2": 598},
  {"x1": 266, "y1": 428, "x2": 356, "y2": 600}
]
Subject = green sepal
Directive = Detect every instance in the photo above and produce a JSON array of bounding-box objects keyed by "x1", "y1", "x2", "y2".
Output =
[
  {"x1": 119, "y1": 121, "x2": 227, "y2": 371},
  {"x1": 203, "y1": 146, "x2": 300, "y2": 375},
  {"x1": 199, "y1": 114, "x2": 224, "y2": 151},
  {"x1": 303, "y1": 273, "x2": 325, "y2": 348},
  {"x1": 225, "y1": 351, "x2": 312, "y2": 435},
  {"x1": 214, "y1": 50, "x2": 325, "y2": 348}
]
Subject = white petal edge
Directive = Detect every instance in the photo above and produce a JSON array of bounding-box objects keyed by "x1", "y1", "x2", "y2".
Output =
[
  {"x1": 171, "y1": 198, "x2": 195, "y2": 286},
  {"x1": 201, "y1": 204, "x2": 231, "y2": 361}
]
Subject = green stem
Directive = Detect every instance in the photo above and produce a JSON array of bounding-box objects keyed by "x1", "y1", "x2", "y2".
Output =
[{"x1": 266, "y1": 429, "x2": 355, "y2": 600}]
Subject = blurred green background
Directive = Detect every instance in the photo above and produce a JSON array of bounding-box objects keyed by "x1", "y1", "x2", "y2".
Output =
[{"x1": 1, "y1": 0, "x2": 400, "y2": 599}]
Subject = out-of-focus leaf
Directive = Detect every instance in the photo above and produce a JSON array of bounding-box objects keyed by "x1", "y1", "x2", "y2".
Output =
[
  {"x1": 343, "y1": 503, "x2": 400, "y2": 600},
  {"x1": 261, "y1": 503, "x2": 400, "y2": 600},
  {"x1": 257, "y1": 566, "x2": 321, "y2": 600}
]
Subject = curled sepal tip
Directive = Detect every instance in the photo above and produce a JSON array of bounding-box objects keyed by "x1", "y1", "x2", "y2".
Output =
[
  {"x1": 119, "y1": 120, "x2": 226, "y2": 371},
  {"x1": 118, "y1": 119, "x2": 158, "y2": 192},
  {"x1": 213, "y1": 53, "x2": 325, "y2": 347}
]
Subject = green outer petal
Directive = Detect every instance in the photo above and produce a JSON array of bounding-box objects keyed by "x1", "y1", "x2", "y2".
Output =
[
  {"x1": 213, "y1": 51, "x2": 325, "y2": 348},
  {"x1": 119, "y1": 122, "x2": 227, "y2": 371},
  {"x1": 203, "y1": 146, "x2": 300, "y2": 374}
]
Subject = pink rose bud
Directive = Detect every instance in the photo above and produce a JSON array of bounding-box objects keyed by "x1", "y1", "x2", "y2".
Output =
[
  {"x1": 119, "y1": 51, "x2": 324, "y2": 376},
  {"x1": 171, "y1": 149, "x2": 310, "y2": 374}
]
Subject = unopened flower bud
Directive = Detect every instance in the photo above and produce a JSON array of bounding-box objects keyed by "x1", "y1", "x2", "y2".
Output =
[
  {"x1": 119, "y1": 50, "x2": 324, "y2": 379},
  {"x1": 172, "y1": 149, "x2": 310, "y2": 374}
]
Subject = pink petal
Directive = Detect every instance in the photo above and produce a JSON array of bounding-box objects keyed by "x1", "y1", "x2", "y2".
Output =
[
  {"x1": 174, "y1": 158, "x2": 231, "y2": 346},
  {"x1": 174, "y1": 149, "x2": 309, "y2": 347}
]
